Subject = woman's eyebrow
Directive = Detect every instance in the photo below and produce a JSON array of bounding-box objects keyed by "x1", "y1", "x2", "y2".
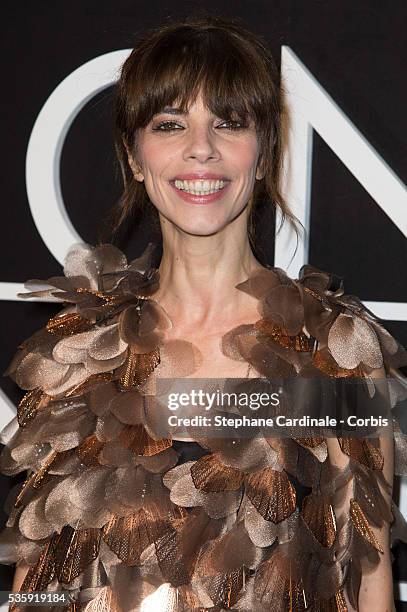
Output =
[{"x1": 159, "y1": 106, "x2": 187, "y2": 115}]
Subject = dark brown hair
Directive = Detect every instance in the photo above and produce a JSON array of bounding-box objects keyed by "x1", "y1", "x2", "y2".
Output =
[{"x1": 106, "y1": 14, "x2": 301, "y2": 259}]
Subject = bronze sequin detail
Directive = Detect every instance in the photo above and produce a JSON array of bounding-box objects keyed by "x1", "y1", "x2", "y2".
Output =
[
  {"x1": 54, "y1": 524, "x2": 101, "y2": 583},
  {"x1": 338, "y1": 438, "x2": 384, "y2": 471},
  {"x1": 17, "y1": 387, "x2": 46, "y2": 427},
  {"x1": 308, "y1": 589, "x2": 348, "y2": 611},
  {"x1": 32, "y1": 451, "x2": 59, "y2": 488},
  {"x1": 102, "y1": 507, "x2": 174, "y2": 566},
  {"x1": 74, "y1": 287, "x2": 122, "y2": 304},
  {"x1": 301, "y1": 493, "x2": 336, "y2": 548},
  {"x1": 334, "y1": 590, "x2": 349, "y2": 612},
  {"x1": 46, "y1": 312, "x2": 93, "y2": 336},
  {"x1": 313, "y1": 350, "x2": 362, "y2": 378},
  {"x1": 205, "y1": 568, "x2": 243, "y2": 609},
  {"x1": 65, "y1": 372, "x2": 114, "y2": 397},
  {"x1": 118, "y1": 423, "x2": 172, "y2": 456},
  {"x1": 255, "y1": 318, "x2": 312, "y2": 352},
  {"x1": 102, "y1": 510, "x2": 153, "y2": 566},
  {"x1": 14, "y1": 451, "x2": 70, "y2": 508},
  {"x1": 349, "y1": 499, "x2": 384, "y2": 553},
  {"x1": 289, "y1": 580, "x2": 308, "y2": 611},
  {"x1": 118, "y1": 345, "x2": 160, "y2": 389},
  {"x1": 76, "y1": 435, "x2": 105, "y2": 467},
  {"x1": 14, "y1": 471, "x2": 37, "y2": 508},
  {"x1": 190, "y1": 454, "x2": 245, "y2": 492},
  {"x1": 253, "y1": 550, "x2": 307, "y2": 610},
  {"x1": 19, "y1": 537, "x2": 57, "y2": 593},
  {"x1": 246, "y1": 468, "x2": 296, "y2": 523}
]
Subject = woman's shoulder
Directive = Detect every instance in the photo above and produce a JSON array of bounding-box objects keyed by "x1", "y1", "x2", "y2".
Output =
[
  {"x1": 236, "y1": 260, "x2": 407, "y2": 376},
  {"x1": 4, "y1": 241, "x2": 165, "y2": 399},
  {"x1": 15, "y1": 241, "x2": 158, "y2": 301}
]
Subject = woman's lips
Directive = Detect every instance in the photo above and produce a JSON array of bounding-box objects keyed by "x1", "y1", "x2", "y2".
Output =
[{"x1": 169, "y1": 180, "x2": 231, "y2": 204}]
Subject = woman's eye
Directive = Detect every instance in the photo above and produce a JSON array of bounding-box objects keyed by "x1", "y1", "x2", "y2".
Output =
[
  {"x1": 217, "y1": 120, "x2": 247, "y2": 131},
  {"x1": 151, "y1": 119, "x2": 248, "y2": 132},
  {"x1": 152, "y1": 121, "x2": 184, "y2": 131}
]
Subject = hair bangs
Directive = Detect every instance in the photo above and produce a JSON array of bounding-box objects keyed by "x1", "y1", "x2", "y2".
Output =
[{"x1": 128, "y1": 27, "x2": 267, "y2": 132}]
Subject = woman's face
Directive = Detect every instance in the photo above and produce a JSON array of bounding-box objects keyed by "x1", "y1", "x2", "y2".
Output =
[{"x1": 129, "y1": 91, "x2": 263, "y2": 236}]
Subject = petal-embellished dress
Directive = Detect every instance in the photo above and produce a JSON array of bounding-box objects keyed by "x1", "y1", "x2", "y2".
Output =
[{"x1": 0, "y1": 242, "x2": 406, "y2": 611}]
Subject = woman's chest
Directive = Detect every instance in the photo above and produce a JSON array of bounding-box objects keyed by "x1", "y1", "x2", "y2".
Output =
[{"x1": 155, "y1": 328, "x2": 257, "y2": 379}]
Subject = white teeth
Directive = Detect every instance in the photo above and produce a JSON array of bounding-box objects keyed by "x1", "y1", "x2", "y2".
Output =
[{"x1": 174, "y1": 179, "x2": 226, "y2": 194}]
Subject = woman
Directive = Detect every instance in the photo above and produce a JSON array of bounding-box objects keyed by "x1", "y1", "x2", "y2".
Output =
[{"x1": 1, "y1": 15, "x2": 406, "y2": 612}]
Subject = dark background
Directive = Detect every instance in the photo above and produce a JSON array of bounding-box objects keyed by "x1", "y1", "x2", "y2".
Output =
[{"x1": 0, "y1": 0, "x2": 406, "y2": 607}]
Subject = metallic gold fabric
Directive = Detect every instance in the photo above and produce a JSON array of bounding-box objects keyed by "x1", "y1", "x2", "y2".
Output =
[{"x1": 1, "y1": 241, "x2": 407, "y2": 611}]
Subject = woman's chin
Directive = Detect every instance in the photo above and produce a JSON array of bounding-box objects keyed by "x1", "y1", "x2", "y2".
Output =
[
  {"x1": 160, "y1": 214, "x2": 229, "y2": 237},
  {"x1": 176, "y1": 223, "x2": 226, "y2": 237}
]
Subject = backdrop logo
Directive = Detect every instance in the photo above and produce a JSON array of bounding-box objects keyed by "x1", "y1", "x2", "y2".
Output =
[{"x1": 25, "y1": 49, "x2": 133, "y2": 266}]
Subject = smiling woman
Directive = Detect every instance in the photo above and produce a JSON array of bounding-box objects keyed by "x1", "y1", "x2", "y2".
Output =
[
  {"x1": 112, "y1": 14, "x2": 299, "y2": 251},
  {"x1": 0, "y1": 13, "x2": 406, "y2": 612}
]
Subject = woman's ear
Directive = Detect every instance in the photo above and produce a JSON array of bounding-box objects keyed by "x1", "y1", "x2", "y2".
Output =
[
  {"x1": 256, "y1": 159, "x2": 265, "y2": 181},
  {"x1": 255, "y1": 167, "x2": 264, "y2": 180},
  {"x1": 255, "y1": 150, "x2": 266, "y2": 181},
  {"x1": 123, "y1": 138, "x2": 144, "y2": 182}
]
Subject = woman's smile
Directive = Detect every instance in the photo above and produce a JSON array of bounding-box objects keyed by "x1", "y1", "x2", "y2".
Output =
[{"x1": 169, "y1": 174, "x2": 232, "y2": 205}]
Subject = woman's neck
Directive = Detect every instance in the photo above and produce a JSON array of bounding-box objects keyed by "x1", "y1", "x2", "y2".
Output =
[{"x1": 153, "y1": 233, "x2": 265, "y2": 332}]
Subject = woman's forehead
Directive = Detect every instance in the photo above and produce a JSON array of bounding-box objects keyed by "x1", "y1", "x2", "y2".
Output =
[{"x1": 151, "y1": 90, "x2": 252, "y2": 119}]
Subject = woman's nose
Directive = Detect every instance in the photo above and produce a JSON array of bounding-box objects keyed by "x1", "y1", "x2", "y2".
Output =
[{"x1": 182, "y1": 126, "x2": 221, "y2": 163}]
